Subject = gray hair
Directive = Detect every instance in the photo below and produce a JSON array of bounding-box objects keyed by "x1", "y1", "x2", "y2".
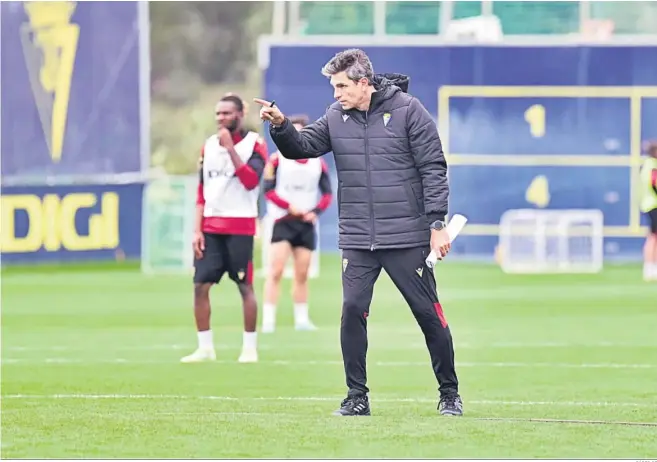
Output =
[{"x1": 321, "y1": 48, "x2": 374, "y2": 84}]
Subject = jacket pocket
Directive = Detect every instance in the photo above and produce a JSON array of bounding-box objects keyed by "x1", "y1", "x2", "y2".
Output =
[
  {"x1": 404, "y1": 183, "x2": 420, "y2": 217},
  {"x1": 410, "y1": 182, "x2": 425, "y2": 215}
]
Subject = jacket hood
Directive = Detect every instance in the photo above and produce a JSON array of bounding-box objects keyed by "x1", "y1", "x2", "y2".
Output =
[{"x1": 372, "y1": 73, "x2": 410, "y2": 93}]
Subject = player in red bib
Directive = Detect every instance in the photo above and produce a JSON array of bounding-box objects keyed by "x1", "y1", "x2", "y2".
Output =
[
  {"x1": 261, "y1": 115, "x2": 333, "y2": 333},
  {"x1": 181, "y1": 94, "x2": 267, "y2": 363}
]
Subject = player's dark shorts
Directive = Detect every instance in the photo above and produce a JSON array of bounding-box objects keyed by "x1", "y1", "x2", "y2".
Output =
[
  {"x1": 194, "y1": 233, "x2": 254, "y2": 285},
  {"x1": 270, "y1": 219, "x2": 316, "y2": 251},
  {"x1": 647, "y1": 208, "x2": 657, "y2": 233}
]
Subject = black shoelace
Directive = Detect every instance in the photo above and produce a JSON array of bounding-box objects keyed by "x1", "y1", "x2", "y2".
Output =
[{"x1": 440, "y1": 395, "x2": 460, "y2": 407}]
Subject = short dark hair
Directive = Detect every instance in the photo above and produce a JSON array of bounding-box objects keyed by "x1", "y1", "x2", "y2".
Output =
[
  {"x1": 220, "y1": 93, "x2": 244, "y2": 112},
  {"x1": 289, "y1": 114, "x2": 310, "y2": 127},
  {"x1": 321, "y1": 48, "x2": 374, "y2": 84}
]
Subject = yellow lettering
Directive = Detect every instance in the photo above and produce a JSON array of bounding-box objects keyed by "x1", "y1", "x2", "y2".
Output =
[
  {"x1": 60, "y1": 193, "x2": 96, "y2": 251},
  {"x1": 0, "y1": 192, "x2": 120, "y2": 253},
  {"x1": 101, "y1": 193, "x2": 120, "y2": 248},
  {"x1": 0, "y1": 196, "x2": 43, "y2": 252},
  {"x1": 41, "y1": 194, "x2": 61, "y2": 251}
]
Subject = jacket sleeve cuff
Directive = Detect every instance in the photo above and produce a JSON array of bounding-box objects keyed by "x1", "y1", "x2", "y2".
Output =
[
  {"x1": 270, "y1": 118, "x2": 290, "y2": 132},
  {"x1": 427, "y1": 212, "x2": 446, "y2": 224}
]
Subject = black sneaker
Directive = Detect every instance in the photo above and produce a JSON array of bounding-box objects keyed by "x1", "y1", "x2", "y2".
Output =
[
  {"x1": 332, "y1": 395, "x2": 371, "y2": 416},
  {"x1": 438, "y1": 394, "x2": 463, "y2": 416}
]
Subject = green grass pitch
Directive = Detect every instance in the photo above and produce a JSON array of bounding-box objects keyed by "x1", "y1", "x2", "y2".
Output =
[{"x1": 2, "y1": 256, "x2": 656, "y2": 458}]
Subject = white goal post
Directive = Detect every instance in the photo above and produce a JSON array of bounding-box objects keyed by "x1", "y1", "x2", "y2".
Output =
[
  {"x1": 141, "y1": 175, "x2": 197, "y2": 274},
  {"x1": 498, "y1": 209, "x2": 604, "y2": 274}
]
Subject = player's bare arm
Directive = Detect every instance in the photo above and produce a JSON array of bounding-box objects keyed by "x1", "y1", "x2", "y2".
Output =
[
  {"x1": 218, "y1": 126, "x2": 265, "y2": 191},
  {"x1": 193, "y1": 206, "x2": 205, "y2": 260},
  {"x1": 218, "y1": 126, "x2": 244, "y2": 170},
  {"x1": 193, "y1": 148, "x2": 206, "y2": 259}
]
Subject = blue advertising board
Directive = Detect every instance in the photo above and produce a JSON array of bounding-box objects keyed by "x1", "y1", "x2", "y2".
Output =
[
  {"x1": 260, "y1": 40, "x2": 657, "y2": 258},
  {"x1": 1, "y1": 183, "x2": 143, "y2": 263},
  {"x1": 1, "y1": 1, "x2": 147, "y2": 181}
]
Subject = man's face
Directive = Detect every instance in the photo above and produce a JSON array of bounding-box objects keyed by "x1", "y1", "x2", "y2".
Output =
[
  {"x1": 215, "y1": 101, "x2": 242, "y2": 132},
  {"x1": 330, "y1": 71, "x2": 368, "y2": 110},
  {"x1": 293, "y1": 123, "x2": 304, "y2": 132}
]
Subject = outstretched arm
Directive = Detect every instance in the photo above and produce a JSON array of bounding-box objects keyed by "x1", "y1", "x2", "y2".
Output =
[
  {"x1": 254, "y1": 98, "x2": 331, "y2": 159},
  {"x1": 269, "y1": 115, "x2": 332, "y2": 159}
]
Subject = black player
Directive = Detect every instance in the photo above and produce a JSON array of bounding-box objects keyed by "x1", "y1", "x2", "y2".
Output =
[{"x1": 182, "y1": 94, "x2": 267, "y2": 364}]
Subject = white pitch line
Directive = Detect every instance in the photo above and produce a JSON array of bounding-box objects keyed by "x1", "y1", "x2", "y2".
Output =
[
  {"x1": 2, "y1": 358, "x2": 656, "y2": 369},
  {"x1": 5, "y1": 344, "x2": 246, "y2": 352},
  {"x1": 3, "y1": 402, "x2": 655, "y2": 427},
  {"x1": 158, "y1": 411, "x2": 276, "y2": 417},
  {"x1": 473, "y1": 417, "x2": 657, "y2": 427},
  {"x1": 3, "y1": 394, "x2": 657, "y2": 409},
  {"x1": 5, "y1": 341, "x2": 657, "y2": 352},
  {"x1": 6, "y1": 409, "x2": 650, "y2": 426},
  {"x1": 160, "y1": 413, "x2": 657, "y2": 427}
]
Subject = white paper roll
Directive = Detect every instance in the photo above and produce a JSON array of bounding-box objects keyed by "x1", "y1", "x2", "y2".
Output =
[{"x1": 425, "y1": 214, "x2": 468, "y2": 268}]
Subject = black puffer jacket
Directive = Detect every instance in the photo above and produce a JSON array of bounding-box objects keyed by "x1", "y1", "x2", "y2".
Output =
[{"x1": 269, "y1": 73, "x2": 448, "y2": 250}]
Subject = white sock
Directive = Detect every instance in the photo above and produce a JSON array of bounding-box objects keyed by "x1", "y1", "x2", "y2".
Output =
[
  {"x1": 262, "y1": 303, "x2": 276, "y2": 328},
  {"x1": 294, "y1": 303, "x2": 309, "y2": 325},
  {"x1": 243, "y1": 331, "x2": 257, "y2": 351},
  {"x1": 197, "y1": 330, "x2": 213, "y2": 350},
  {"x1": 651, "y1": 263, "x2": 657, "y2": 279}
]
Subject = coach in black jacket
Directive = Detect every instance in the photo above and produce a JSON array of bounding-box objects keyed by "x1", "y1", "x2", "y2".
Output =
[{"x1": 255, "y1": 48, "x2": 462, "y2": 417}]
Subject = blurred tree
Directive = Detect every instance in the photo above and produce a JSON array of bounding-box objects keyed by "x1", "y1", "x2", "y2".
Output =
[
  {"x1": 149, "y1": 2, "x2": 272, "y2": 174},
  {"x1": 150, "y1": 1, "x2": 271, "y2": 103}
]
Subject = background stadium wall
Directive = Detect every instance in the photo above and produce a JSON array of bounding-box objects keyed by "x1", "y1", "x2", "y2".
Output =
[
  {"x1": 260, "y1": 39, "x2": 657, "y2": 261},
  {"x1": 0, "y1": 1, "x2": 149, "y2": 265}
]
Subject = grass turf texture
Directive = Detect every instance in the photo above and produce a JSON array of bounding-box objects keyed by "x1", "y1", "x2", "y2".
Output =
[{"x1": 2, "y1": 256, "x2": 656, "y2": 458}]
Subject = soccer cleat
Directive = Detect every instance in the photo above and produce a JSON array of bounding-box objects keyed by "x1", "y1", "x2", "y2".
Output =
[
  {"x1": 438, "y1": 394, "x2": 464, "y2": 416},
  {"x1": 295, "y1": 321, "x2": 318, "y2": 331},
  {"x1": 180, "y1": 348, "x2": 216, "y2": 363},
  {"x1": 332, "y1": 395, "x2": 371, "y2": 416},
  {"x1": 238, "y1": 348, "x2": 258, "y2": 363}
]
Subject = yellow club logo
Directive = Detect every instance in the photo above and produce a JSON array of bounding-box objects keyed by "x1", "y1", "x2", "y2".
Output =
[{"x1": 21, "y1": 1, "x2": 79, "y2": 163}]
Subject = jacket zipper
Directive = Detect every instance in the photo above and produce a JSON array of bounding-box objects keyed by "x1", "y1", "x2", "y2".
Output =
[{"x1": 364, "y1": 111, "x2": 375, "y2": 251}]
